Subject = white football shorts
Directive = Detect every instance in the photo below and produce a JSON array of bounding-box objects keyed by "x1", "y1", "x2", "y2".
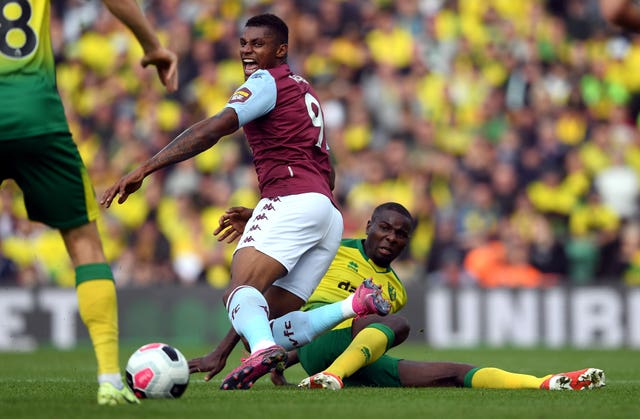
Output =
[{"x1": 235, "y1": 192, "x2": 343, "y2": 301}]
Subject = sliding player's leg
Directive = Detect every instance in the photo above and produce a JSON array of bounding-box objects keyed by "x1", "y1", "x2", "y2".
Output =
[
  {"x1": 398, "y1": 363, "x2": 605, "y2": 390},
  {"x1": 299, "y1": 315, "x2": 409, "y2": 389}
]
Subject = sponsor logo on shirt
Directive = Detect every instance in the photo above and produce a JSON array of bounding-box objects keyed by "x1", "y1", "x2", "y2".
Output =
[{"x1": 229, "y1": 87, "x2": 252, "y2": 103}]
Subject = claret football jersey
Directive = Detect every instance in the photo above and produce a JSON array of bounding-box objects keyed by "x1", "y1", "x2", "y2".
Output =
[{"x1": 225, "y1": 63, "x2": 336, "y2": 204}]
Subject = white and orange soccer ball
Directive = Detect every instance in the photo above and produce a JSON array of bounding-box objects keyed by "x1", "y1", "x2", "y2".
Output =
[{"x1": 125, "y1": 342, "x2": 190, "y2": 399}]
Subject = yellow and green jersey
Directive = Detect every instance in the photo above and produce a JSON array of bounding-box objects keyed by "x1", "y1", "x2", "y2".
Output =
[
  {"x1": 0, "y1": 0, "x2": 69, "y2": 140},
  {"x1": 302, "y1": 238, "x2": 407, "y2": 330}
]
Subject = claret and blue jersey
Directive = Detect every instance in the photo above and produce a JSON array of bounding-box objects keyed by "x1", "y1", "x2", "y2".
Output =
[{"x1": 225, "y1": 63, "x2": 336, "y2": 204}]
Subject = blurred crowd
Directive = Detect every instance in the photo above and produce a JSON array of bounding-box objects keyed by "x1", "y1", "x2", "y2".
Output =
[{"x1": 2, "y1": 0, "x2": 640, "y2": 288}]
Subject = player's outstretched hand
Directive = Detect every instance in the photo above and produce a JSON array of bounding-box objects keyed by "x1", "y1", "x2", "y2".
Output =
[
  {"x1": 100, "y1": 169, "x2": 146, "y2": 208},
  {"x1": 270, "y1": 368, "x2": 291, "y2": 386},
  {"x1": 213, "y1": 206, "x2": 253, "y2": 243},
  {"x1": 188, "y1": 350, "x2": 228, "y2": 382},
  {"x1": 141, "y1": 46, "x2": 179, "y2": 93}
]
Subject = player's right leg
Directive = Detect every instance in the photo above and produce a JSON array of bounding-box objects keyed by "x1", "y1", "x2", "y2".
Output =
[
  {"x1": 540, "y1": 368, "x2": 606, "y2": 390},
  {"x1": 351, "y1": 278, "x2": 392, "y2": 317},
  {"x1": 465, "y1": 366, "x2": 605, "y2": 390},
  {"x1": 220, "y1": 278, "x2": 288, "y2": 390},
  {"x1": 270, "y1": 278, "x2": 391, "y2": 351},
  {"x1": 97, "y1": 382, "x2": 139, "y2": 405}
]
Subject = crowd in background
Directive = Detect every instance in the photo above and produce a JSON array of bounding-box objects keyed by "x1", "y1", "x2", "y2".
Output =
[{"x1": 2, "y1": 0, "x2": 640, "y2": 288}]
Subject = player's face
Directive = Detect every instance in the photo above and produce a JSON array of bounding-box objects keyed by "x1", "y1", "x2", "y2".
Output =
[
  {"x1": 364, "y1": 209, "x2": 412, "y2": 268},
  {"x1": 239, "y1": 26, "x2": 287, "y2": 80}
]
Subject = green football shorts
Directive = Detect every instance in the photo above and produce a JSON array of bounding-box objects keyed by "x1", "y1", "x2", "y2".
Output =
[
  {"x1": 297, "y1": 327, "x2": 403, "y2": 387},
  {"x1": 0, "y1": 132, "x2": 99, "y2": 230}
]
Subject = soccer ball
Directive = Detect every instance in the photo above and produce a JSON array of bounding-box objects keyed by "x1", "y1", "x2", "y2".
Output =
[{"x1": 125, "y1": 342, "x2": 190, "y2": 399}]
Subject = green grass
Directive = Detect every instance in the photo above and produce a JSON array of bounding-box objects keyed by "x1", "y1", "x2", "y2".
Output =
[{"x1": 1, "y1": 344, "x2": 638, "y2": 419}]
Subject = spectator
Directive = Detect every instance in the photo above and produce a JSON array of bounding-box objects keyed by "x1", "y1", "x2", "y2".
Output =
[
  {"x1": 4, "y1": 0, "x2": 640, "y2": 288},
  {"x1": 529, "y1": 215, "x2": 568, "y2": 279},
  {"x1": 566, "y1": 189, "x2": 621, "y2": 283},
  {"x1": 0, "y1": 238, "x2": 19, "y2": 285},
  {"x1": 594, "y1": 149, "x2": 639, "y2": 220},
  {"x1": 427, "y1": 248, "x2": 477, "y2": 288},
  {"x1": 465, "y1": 222, "x2": 556, "y2": 288}
]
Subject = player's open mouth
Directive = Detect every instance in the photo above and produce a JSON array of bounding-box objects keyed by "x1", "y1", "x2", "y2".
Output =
[
  {"x1": 243, "y1": 59, "x2": 259, "y2": 76},
  {"x1": 378, "y1": 247, "x2": 392, "y2": 256}
]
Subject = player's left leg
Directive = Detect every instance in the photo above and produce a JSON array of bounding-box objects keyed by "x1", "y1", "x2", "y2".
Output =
[
  {"x1": 63, "y1": 223, "x2": 139, "y2": 405},
  {"x1": 299, "y1": 316, "x2": 409, "y2": 389}
]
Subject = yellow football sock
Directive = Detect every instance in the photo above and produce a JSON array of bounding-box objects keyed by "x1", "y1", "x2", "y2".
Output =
[
  {"x1": 466, "y1": 367, "x2": 552, "y2": 389},
  {"x1": 76, "y1": 264, "x2": 119, "y2": 376},
  {"x1": 325, "y1": 324, "x2": 394, "y2": 379}
]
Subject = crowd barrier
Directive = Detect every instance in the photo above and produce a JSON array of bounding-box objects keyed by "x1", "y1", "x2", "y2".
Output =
[{"x1": 1, "y1": 284, "x2": 638, "y2": 351}]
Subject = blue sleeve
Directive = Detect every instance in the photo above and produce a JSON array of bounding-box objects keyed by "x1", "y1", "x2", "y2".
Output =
[{"x1": 225, "y1": 70, "x2": 277, "y2": 126}]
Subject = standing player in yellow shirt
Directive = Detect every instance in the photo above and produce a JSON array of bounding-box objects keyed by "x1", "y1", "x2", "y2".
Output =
[{"x1": 0, "y1": 0, "x2": 177, "y2": 405}]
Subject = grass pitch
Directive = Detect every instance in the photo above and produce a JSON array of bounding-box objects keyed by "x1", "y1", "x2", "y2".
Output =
[{"x1": 0, "y1": 344, "x2": 638, "y2": 419}]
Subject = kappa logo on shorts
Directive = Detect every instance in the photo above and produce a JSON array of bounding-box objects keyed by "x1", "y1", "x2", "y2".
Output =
[
  {"x1": 248, "y1": 225, "x2": 262, "y2": 232},
  {"x1": 254, "y1": 213, "x2": 268, "y2": 221},
  {"x1": 262, "y1": 203, "x2": 275, "y2": 211},
  {"x1": 229, "y1": 87, "x2": 252, "y2": 103},
  {"x1": 242, "y1": 236, "x2": 255, "y2": 244}
]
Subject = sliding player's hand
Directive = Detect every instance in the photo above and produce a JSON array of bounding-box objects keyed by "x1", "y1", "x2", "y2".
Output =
[
  {"x1": 188, "y1": 350, "x2": 227, "y2": 382},
  {"x1": 213, "y1": 206, "x2": 253, "y2": 243},
  {"x1": 270, "y1": 368, "x2": 291, "y2": 386}
]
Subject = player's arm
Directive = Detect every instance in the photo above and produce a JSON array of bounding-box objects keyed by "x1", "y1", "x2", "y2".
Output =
[
  {"x1": 101, "y1": 72, "x2": 276, "y2": 208},
  {"x1": 100, "y1": 108, "x2": 239, "y2": 207},
  {"x1": 101, "y1": 0, "x2": 178, "y2": 92},
  {"x1": 600, "y1": 0, "x2": 640, "y2": 32}
]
